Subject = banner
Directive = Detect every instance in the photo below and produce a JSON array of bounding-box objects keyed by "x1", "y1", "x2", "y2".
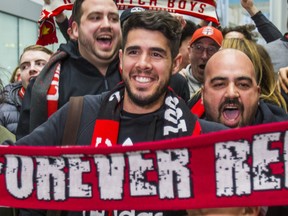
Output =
[
  {"x1": 1, "y1": 121, "x2": 288, "y2": 211},
  {"x1": 116, "y1": 0, "x2": 220, "y2": 25},
  {"x1": 36, "y1": 0, "x2": 219, "y2": 45}
]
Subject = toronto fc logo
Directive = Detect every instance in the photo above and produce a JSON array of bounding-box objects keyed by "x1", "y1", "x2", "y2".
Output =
[{"x1": 201, "y1": 26, "x2": 215, "y2": 36}]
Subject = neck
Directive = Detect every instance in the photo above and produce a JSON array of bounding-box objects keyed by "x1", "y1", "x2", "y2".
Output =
[{"x1": 123, "y1": 91, "x2": 165, "y2": 114}]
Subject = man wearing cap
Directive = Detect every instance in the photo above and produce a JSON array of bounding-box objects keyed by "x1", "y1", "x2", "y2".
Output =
[{"x1": 179, "y1": 26, "x2": 223, "y2": 98}]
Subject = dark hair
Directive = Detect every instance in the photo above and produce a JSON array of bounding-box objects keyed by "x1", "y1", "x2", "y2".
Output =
[
  {"x1": 222, "y1": 24, "x2": 256, "y2": 41},
  {"x1": 72, "y1": 0, "x2": 117, "y2": 25},
  {"x1": 180, "y1": 20, "x2": 197, "y2": 46},
  {"x1": 71, "y1": 0, "x2": 85, "y2": 25},
  {"x1": 122, "y1": 10, "x2": 182, "y2": 59}
]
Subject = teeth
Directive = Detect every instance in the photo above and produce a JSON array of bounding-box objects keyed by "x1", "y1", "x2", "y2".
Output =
[
  {"x1": 136, "y1": 76, "x2": 150, "y2": 83},
  {"x1": 98, "y1": 35, "x2": 111, "y2": 40}
]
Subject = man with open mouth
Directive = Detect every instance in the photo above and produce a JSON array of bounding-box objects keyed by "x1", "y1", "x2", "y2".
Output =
[
  {"x1": 16, "y1": 0, "x2": 123, "y2": 139},
  {"x1": 202, "y1": 48, "x2": 288, "y2": 128}
]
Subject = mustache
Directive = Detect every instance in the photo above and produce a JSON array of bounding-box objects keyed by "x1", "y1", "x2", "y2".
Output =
[{"x1": 219, "y1": 98, "x2": 244, "y2": 112}]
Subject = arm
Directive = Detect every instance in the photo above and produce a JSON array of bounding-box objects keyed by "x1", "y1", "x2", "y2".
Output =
[
  {"x1": 55, "y1": 15, "x2": 70, "y2": 42},
  {"x1": 241, "y1": 0, "x2": 282, "y2": 43},
  {"x1": 278, "y1": 66, "x2": 288, "y2": 106},
  {"x1": 278, "y1": 66, "x2": 288, "y2": 93}
]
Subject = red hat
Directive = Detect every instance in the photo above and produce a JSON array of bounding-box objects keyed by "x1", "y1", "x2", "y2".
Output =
[{"x1": 189, "y1": 26, "x2": 223, "y2": 46}]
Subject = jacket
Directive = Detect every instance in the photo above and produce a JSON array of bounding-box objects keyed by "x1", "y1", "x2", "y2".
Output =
[
  {"x1": 264, "y1": 33, "x2": 288, "y2": 73},
  {"x1": 251, "y1": 11, "x2": 283, "y2": 43},
  {"x1": 16, "y1": 40, "x2": 121, "y2": 139},
  {"x1": 0, "y1": 82, "x2": 22, "y2": 134},
  {"x1": 16, "y1": 92, "x2": 227, "y2": 216}
]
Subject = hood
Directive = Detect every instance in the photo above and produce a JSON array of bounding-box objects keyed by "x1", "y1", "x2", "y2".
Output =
[
  {"x1": 1, "y1": 82, "x2": 22, "y2": 106},
  {"x1": 58, "y1": 40, "x2": 120, "y2": 77},
  {"x1": 253, "y1": 100, "x2": 288, "y2": 125},
  {"x1": 59, "y1": 40, "x2": 81, "y2": 59}
]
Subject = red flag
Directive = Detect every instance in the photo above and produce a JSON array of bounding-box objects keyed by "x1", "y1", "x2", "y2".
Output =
[
  {"x1": 36, "y1": 0, "x2": 74, "y2": 46},
  {"x1": 36, "y1": 16, "x2": 58, "y2": 46}
]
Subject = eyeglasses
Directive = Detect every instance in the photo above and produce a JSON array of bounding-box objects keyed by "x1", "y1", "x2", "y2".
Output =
[{"x1": 190, "y1": 44, "x2": 219, "y2": 56}]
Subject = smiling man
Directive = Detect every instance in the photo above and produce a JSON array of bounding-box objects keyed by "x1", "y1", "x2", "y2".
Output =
[{"x1": 16, "y1": 0, "x2": 123, "y2": 139}]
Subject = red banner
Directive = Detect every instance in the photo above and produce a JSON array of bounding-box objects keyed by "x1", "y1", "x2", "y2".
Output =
[
  {"x1": 37, "y1": 0, "x2": 219, "y2": 45},
  {"x1": 116, "y1": 0, "x2": 219, "y2": 25},
  {"x1": 1, "y1": 121, "x2": 288, "y2": 211}
]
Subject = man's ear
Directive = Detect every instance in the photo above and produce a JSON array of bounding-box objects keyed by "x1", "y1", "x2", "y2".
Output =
[
  {"x1": 71, "y1": 21, "x2": 79, "y2": 38},
  {"x1": 172, "y1": 53, "x2": 182, "y2": 75}
]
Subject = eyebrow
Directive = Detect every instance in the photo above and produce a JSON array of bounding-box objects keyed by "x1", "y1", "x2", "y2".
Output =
[
  {"x1": 88, "y1": 11, "x2": 119, "y2": 17},
  {"x1": 20, "y1": 59, "x2": 47, "y2": 66},
  {"x1": 125, "y1": 46, "x2": 167, "y2": 55},
  {"x1": 210, "y1": 76, "x2": 227, "y2": 83},
  {"x1": 210, "y1": 76, "x2": 254, "y2": 83}
]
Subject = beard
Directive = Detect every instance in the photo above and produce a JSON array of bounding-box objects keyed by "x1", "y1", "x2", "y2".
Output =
[{"x1": 123, "y1": 75, "x2": 171, "y2": 108}]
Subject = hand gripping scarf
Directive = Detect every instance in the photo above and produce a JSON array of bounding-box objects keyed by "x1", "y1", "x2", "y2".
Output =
[{"x1": 90, "y1": 82, "x2": 201, "y2": 147}]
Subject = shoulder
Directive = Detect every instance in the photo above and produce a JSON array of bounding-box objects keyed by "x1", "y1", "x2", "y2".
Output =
[
  {"x1": 83, "y1": 92, "x2": 109, "y2": 109},
  {"x1": 199, "y1": 119, "x2": 228, "y2": 134}
]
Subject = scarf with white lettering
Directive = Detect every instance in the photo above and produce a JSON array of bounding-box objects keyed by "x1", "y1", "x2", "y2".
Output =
[
  {"x1": 37, "y1": 0, "x2": 219, "y2": 45},
  {"x1": 91, "y1": 82, "x2": 201, "y2": 147}
]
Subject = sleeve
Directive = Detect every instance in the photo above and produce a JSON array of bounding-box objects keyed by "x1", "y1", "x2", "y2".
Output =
[
  {"x1": 56, "y1": 17, "x2": 70, "y2": 42},
  {"x1": 251, "y1": 11, "x2": 283, "y2": 43},
  {"x1": 15, "y1": 102, "x2": 69, "y2": 147}
]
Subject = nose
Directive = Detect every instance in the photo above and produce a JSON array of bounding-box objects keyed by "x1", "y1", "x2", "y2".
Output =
[
  {"x1": 101, "y1": 16, "x2": 111, "y2": 29},
  {"x1": 200, "y1": 49, "x2": 209, "y2": 60},
  {"x1": 135, "y1": 53, "x2": 152, "y2": 71},
  {"x1": 28, "y1": 63, "x2": 40, "y2": 77},
  {"x1": 225, "y1": 83, "x2": 239, "y2": 99}
]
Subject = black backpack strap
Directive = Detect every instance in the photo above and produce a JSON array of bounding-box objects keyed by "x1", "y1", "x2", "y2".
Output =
[{"x1": 62, "y1": 96, "x2": 84, "y2": 146}]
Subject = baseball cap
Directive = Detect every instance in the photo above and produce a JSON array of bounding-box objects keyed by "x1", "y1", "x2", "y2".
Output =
[
  {"x1": 189, "y1": 26, "x2": 223, "y2": 47},
  {"x1": 120, "y1": 7, "x2": 146, "y2": 25}
]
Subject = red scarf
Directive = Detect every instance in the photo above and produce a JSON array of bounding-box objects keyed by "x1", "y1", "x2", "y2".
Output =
[{"x1": 18, "y1": 87, "x2": 25, "y2": 99}]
